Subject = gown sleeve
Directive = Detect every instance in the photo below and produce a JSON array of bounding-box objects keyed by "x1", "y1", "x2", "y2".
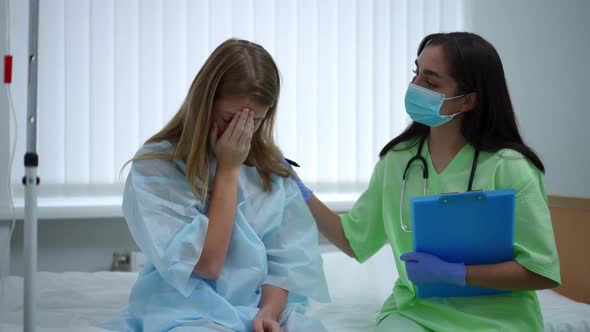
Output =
[
  {"x1": 123, "y1": 148, "x2": 209, "y2": 297},
  {"x1": 261, "y1": 177, "x2": 331, "y2": 303}
]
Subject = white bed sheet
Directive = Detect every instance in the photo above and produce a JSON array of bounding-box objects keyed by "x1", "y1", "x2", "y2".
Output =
[{"x1": 1, "y1": 247, "x2": 589, "y2": 332}]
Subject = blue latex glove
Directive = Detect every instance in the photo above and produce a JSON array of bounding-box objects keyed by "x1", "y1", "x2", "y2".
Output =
[
  {"x1": 400, "y1": 251, "x2": 466, "y2": 286},
  {"x1": 282, "y1": 159, "x2": 313, "y2": 202}
]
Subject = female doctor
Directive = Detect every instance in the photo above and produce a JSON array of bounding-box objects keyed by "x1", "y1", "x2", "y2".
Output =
[{"x1": 293, "y1": 32, "x2": 560, "y2": 331}]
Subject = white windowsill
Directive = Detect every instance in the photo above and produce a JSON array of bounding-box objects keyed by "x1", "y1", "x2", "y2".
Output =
[
  {"x1": 8, "y1": 195, "x2": 125, "y2": 220},
  {"x1": 2, "y1": 185, "x2": 362, "y2": 221},
  {"x1": 2, "y1": 184, "x2": 126, "y2": 221}
]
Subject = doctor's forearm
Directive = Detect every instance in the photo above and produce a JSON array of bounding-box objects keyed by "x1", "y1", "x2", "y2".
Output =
[
  {"x1": 193, "y1": 167, "x2": 240, "y2": 280},
  {"x1": 307, "y1": 195, "x2": 356, "y2": 258},
  {"x1": 466, "y1": 260, "x2": 557, "y2": 291}
]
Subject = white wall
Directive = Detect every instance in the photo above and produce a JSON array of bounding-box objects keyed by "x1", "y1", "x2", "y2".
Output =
[{"x1": 468, "y1": 0, "x2": 590, "y2": 198}]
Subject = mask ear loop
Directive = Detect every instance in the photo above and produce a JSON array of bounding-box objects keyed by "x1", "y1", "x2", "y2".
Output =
[
  {"x1": 446, "y1": 110, "x2": 461, "y2": 117},
  {"x1": 443, "y1": 94, "x2": 465, "y2": 101},
  {"x1": 440, "y1": 93, "x2": 466, "y2": 119}
]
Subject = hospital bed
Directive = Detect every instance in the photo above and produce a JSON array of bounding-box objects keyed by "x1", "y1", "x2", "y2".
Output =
[
  {"x1": 1, "y1": 245, "x2": 589, "y2": 332},
  {"x1": 2, "y1": 199, "x2": 589, "y2": 332}
]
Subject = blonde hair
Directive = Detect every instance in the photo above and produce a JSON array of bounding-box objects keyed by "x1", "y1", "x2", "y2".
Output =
[{"x1": 129, "y1": 39, "x2": 290, "y2": 200}]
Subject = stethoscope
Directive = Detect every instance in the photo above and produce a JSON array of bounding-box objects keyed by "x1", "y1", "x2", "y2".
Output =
[{"x1": 400, "y1": 136, "x2": 480, "y2": 232}]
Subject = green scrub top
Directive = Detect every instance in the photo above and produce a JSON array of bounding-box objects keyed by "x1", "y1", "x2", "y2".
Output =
[{"x1": 340, "y1": 139, "x2": 561, "y2": 331}]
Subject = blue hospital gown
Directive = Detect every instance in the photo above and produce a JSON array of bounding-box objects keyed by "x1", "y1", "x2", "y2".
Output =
[{"x1": 104, "y1": 141, "x2": 330, "y2": 332}]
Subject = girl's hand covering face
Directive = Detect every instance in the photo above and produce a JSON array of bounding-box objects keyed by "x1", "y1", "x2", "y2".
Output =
[{"x1": 210, "y1": 109, "x2": 255, "y2": 171}]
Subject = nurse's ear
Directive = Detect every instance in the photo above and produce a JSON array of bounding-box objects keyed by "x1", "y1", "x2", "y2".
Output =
[{"x1": 459, "y1": 92, "x2": 477, "y2": 113}]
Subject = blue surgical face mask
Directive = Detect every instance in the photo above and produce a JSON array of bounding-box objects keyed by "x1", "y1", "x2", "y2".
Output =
[{"x1": 405, "y1": 82, "x2": 464, "y2": 127}]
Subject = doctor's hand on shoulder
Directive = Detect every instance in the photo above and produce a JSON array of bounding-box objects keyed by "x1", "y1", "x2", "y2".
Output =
[{"x1": 282, "y1": 159, "x2": 313, "y2": 202}]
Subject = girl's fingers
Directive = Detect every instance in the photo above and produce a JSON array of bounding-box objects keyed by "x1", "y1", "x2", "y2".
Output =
[
  {"x1": 252, "y1": 319, "x2": 264, "y2": 332},
  {"x1": 221, "y1": 110, "x2": 242, "y2": 142},
  {"x1": 262, "y1": 319, "x2": 281, "y2": 332},
  {"x1": 239, "y1": 111, "x2": 255, "y2": 146},
  {"x1": 231, "y1": 108, "x2": 250, "y2": 142}
]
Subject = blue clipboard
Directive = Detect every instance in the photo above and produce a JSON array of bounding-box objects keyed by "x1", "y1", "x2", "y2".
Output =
[{"x1": 410, "y1": 189, "x2": 515, "y2": 298}]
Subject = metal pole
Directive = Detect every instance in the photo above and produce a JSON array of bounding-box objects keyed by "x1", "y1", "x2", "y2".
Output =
[{"x1": 24, "y1": 0, "x2": 39, "y2": 331}]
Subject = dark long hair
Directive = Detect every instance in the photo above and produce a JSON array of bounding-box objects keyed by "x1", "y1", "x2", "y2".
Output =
[{"x1": 379, "y1": 32, "x2": 545, "y2": 173}]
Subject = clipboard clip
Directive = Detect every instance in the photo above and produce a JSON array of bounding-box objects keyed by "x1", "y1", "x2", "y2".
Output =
[{"x1": 439, "y1": 191, "x2": 487, "y2": 204}]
